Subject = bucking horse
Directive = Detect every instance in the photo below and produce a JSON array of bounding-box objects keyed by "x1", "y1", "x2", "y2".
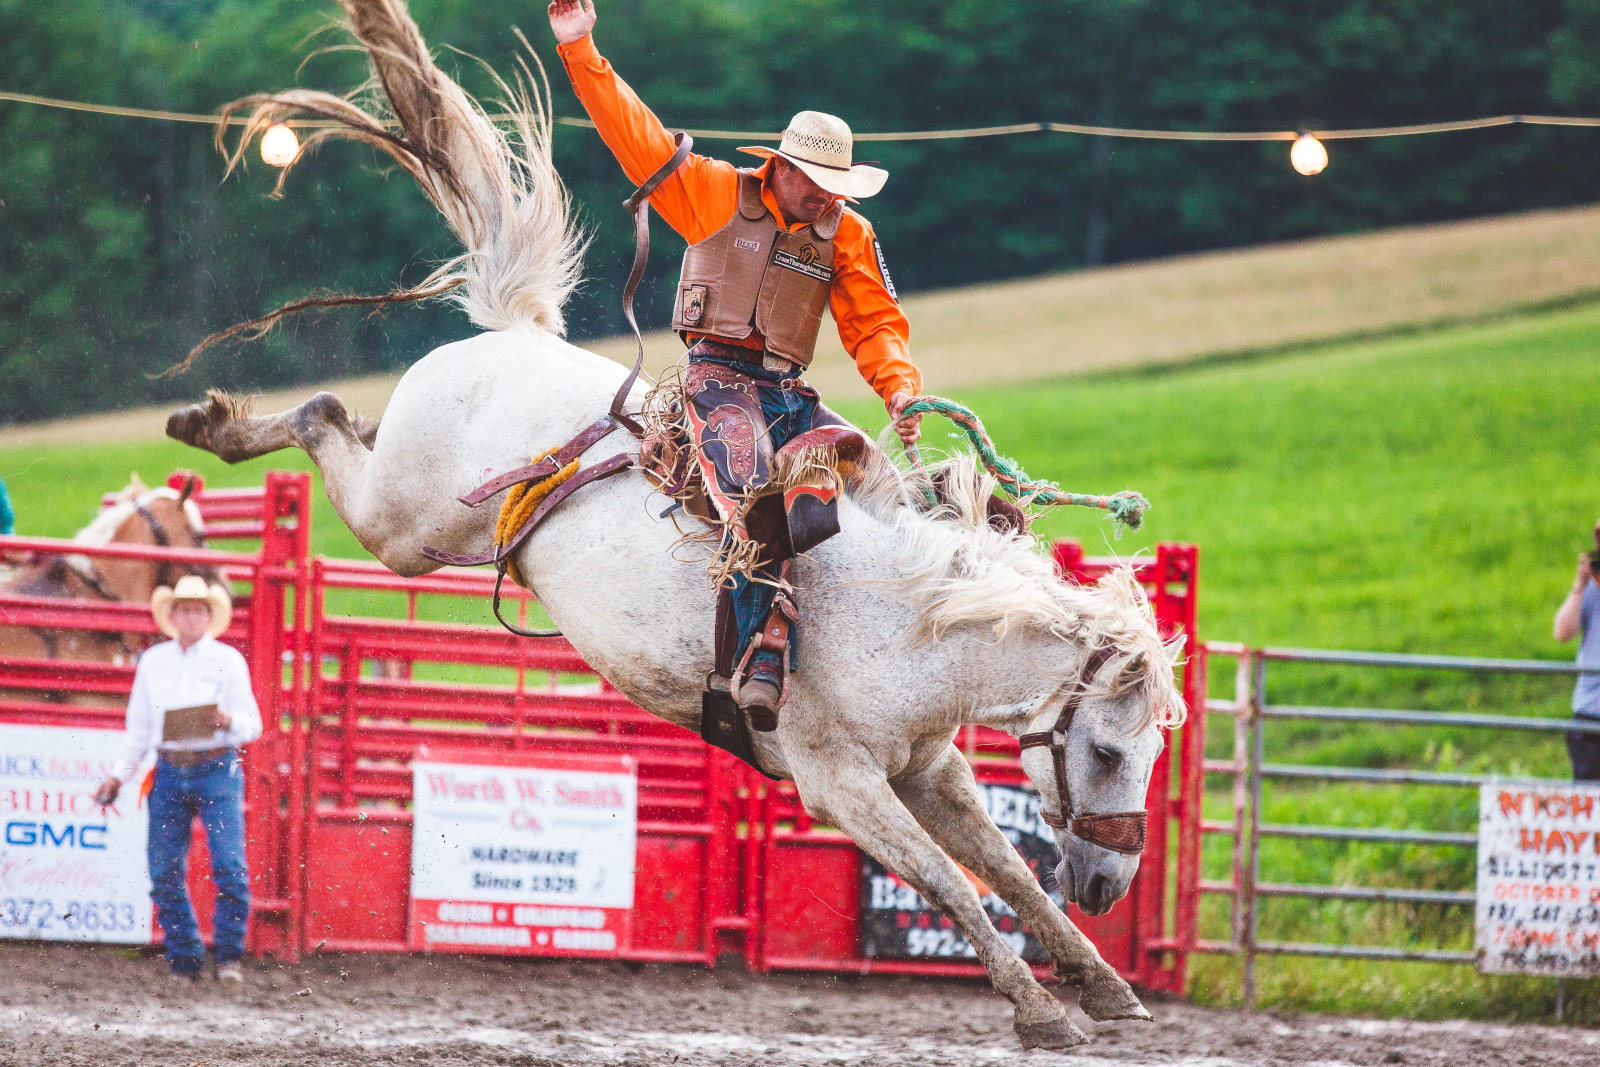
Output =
[{"x1": 165, "y1": 0, "x2": 1185, "y2": 1047}]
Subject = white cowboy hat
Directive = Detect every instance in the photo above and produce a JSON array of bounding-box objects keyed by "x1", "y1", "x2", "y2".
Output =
[
  {"x1": 739, "y1": 111, "x2": 888, "y2": 200},
  {"x1": 151, "y1": 575, "x2": 232, "y2": 640}
]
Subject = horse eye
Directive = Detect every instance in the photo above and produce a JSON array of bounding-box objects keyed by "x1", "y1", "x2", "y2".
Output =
[{"x1": 1092, "y1": 743, "x2": 1124, "y2": 771}]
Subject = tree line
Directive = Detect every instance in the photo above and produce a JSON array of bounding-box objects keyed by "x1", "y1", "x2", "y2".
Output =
[{"x1": 4, "y1": 0, "x2": 1600, "y2": 423}]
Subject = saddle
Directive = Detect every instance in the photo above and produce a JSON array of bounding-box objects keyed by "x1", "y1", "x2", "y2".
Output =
[{"x1": 642, "y1": 404, "x2": 874, "y2": 568}]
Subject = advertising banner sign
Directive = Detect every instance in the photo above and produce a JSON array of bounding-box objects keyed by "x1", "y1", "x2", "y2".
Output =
[
  {"x1": 861, "y1": 782, "x2": 1060, "y2": 961},
  {"x1": 1477, "y1": 779, "x2": 1600, "y2": 976},
  {"x1": 409, "y1": 748, "x2": 636, "y2": 956},
  {"x1": 0, "y1": 724, "x2": 151, "y2": 944}
]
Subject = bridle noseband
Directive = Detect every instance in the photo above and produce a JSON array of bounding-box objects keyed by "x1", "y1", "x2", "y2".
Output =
[{"x1": 1018, "y1": 646, "x2": 1149, "y2": 856}]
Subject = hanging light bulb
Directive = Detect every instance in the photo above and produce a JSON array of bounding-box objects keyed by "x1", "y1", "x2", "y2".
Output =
[
  {"x1": 260, "y1": 123, "x2": 300, "y2": 167},
  {"x1": 1290, "y1": 132, "x2": 1328, "y2": 176}
]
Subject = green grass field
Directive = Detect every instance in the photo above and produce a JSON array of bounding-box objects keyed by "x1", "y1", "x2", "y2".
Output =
[{"x1": 4, "y1": 301, "x2": 1600, "y2": 1021}]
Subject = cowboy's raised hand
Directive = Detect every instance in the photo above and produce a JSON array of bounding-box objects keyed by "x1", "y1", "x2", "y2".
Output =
[{"x1": 548, "y1": 0, "x2": 597, "y2": 43}]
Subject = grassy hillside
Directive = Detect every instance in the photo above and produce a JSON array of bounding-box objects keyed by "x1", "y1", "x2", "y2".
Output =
[
  {"x1": 8, "y1": 203, "x2": 1600, "y2": 447},
  {"x1": 4, "y1": 298, "x2": 1599, "y2": 1022}
]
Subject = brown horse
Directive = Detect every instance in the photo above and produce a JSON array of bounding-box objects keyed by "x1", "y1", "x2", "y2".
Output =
[{"x1": 0, "y1": 476, "x2": 214, "y2": 704}]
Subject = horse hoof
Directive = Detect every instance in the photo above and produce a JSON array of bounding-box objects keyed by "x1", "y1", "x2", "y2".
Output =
[
  {"x1": 166, "y1": 402, "x2": 212, "y2": 450},
  {"x1": 1079, "y1": 971, "x2": 1152, "y2": 1022},
  {"x1": 1014, "y1": 1016, "x2": 1089, "y2": 1050}
]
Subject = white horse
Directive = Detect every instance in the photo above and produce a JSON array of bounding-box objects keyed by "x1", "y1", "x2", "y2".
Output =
[{"x1": 168, "y1": 0, "x2": 1184, "y2": 1048}]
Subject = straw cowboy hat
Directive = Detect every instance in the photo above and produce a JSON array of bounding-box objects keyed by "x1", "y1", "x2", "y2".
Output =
[
  {"x1": 740, "y1": 111, "x2": 888, "y2": 200},
  {"x1": 151, "y1": 575, "x2": 232, "y2": 640}
]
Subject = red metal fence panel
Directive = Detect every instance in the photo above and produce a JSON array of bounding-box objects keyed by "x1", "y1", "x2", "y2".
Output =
[{"x1": 1, "y1": 470, "x2": 1200, "y2": 987}]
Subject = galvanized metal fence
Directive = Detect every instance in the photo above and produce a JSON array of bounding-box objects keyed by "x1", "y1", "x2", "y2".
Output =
[{"x1": 1197, "y1": 642, "x2": 1600, "y2": 1007}]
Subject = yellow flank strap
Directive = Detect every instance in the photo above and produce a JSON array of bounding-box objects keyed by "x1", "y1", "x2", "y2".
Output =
[{"x1": 494, "y1": 447, "x2": 581, "y2": 588}]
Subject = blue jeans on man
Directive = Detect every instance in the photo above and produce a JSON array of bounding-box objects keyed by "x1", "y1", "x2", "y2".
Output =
[
  {"x1": 147, "y1": 751, "x2": 251, "y2": 975},
  {"x1": 693, "y1": 352, "x2": 820, "y2": 669}
]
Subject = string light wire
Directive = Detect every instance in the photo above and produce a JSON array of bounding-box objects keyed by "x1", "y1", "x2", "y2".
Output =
[{"x1": 5, "y1": 89, "x2": 1600, "y2": 143}]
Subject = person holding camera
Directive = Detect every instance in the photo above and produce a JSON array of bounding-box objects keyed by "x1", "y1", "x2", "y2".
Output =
[{"x1": 1554, "y1": 536, "x2": 1600, "y2": 780}]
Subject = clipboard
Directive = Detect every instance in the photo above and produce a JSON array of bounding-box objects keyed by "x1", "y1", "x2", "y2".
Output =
[{"x1": 162, "y1": 703, "x2": 219, "y2": 743}]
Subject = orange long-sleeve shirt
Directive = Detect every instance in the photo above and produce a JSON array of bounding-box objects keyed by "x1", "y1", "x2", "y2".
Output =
[{"x1": 557, "y1": 34, "x2": 921, "y2": 408}]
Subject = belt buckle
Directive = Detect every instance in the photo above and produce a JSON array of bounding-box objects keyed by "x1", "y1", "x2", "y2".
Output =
[{"x1": 761, "y1": 352, "x2": 793, "y2": 375}]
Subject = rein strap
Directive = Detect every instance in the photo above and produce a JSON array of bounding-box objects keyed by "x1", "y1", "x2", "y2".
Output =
[{"x1": 420, "y1": 133, "x2": 697, "y2": 642}]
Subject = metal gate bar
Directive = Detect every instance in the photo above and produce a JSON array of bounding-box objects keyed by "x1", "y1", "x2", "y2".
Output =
[{"x1": 1195, "y1": 643, "x2": 1600, "y2": 1008}]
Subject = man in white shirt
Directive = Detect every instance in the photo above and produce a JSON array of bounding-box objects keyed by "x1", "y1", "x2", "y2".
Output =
[{"x1": 94, "y1": 575, "x2": 262, "y2": 982}]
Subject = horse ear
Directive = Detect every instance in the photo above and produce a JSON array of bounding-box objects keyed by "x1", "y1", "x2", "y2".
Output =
[
  {"x1": 1161, "y1": 634, "x2": 1186, "y2": 667},
  {"x1": 128, "y1": 472, "x2": 148, "y2": 494},
  {"x1": 176, "y1": 475, "x2": 198, "y2": 506}
]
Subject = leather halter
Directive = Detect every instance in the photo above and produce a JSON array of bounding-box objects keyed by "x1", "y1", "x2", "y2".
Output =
[{"x1": 1018, "y1": 646, "x2": 1149, "y2": 856}]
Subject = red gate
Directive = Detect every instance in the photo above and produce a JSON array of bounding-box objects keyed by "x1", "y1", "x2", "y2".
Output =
[{"x1": 0, "y1": 471, "x2": 1201, "y2": 987}]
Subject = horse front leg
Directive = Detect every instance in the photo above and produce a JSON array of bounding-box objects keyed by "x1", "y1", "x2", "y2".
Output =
[
  {"x1": 790, "y1": 755, "x2": 1088, "y2": 1050},
  {"x1": 894, "y1": 745, "x2": 1151, "y2": 1022}
]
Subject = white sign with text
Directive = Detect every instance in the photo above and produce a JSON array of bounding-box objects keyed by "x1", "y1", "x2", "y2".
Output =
[
  {"x1": 409, "y1": 748, "x2": 636, "y2": 955},
  {"x1": 1476, "y1": 779, "x2": 1600, "y2": 976},
  {"x1": 0, "y1": 724, "x2": 152, "y2": 944}
]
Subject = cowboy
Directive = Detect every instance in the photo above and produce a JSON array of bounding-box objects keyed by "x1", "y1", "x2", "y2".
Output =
[
  {"x1": 93, "y1": 575, "x2": 261, "y2": 983},
  {"x1": 0, "y1": 475, "x2": 14, "y2": 535},
  {"x1": 548, "y1": 0, "x2": 926, "y2": 723}
]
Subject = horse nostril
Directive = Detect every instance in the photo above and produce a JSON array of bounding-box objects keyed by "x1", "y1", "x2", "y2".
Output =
[{"x1": 1086, "y1": 873, "x2": 1110, "y2": 911}]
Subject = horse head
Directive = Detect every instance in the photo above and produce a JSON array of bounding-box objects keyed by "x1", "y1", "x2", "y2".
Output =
[
  {"x1": 1013, "y1": 571, "x2": 1186, "y2": 916},
  {"x1": 77, "y1": 480, "x2": 217, "y2": 604}
]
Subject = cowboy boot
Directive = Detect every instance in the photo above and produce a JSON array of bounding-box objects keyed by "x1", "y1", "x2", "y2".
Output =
[
  {"x1": 739, "y1": 652, "x2": 783, "y2": 732},
  {"x1": 734, "y1": 585, "x2": 796, "y2": 732}
]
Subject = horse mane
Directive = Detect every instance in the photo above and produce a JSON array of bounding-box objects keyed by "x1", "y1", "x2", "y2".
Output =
[
  {"x1": 214, "y1": 0, "x2": 585, "y2": 338},
  {"x1": 843, "y1": 446, "x2": 1186, "y2": 730}
]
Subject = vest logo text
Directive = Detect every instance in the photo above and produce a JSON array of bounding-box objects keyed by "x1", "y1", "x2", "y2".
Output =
[{"x1": 773, "y1": 247, "x2": 832, "y2": 282}]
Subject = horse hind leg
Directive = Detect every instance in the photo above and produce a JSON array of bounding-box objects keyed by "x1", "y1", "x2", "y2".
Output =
[
  {"x1": 168, "y1": 389, "x2": 418, "y2": 569},
  {"x1": 894, "y1": 746, "x2": 1152, "y2": 1023},
  {"x1": 167, "y1": 389, "x2": 375, "y2": 463}
]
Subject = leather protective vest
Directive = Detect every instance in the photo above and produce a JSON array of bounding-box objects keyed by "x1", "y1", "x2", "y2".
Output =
[{"x1": 672, "y1": 171, "x2": 842, "y2": 367}]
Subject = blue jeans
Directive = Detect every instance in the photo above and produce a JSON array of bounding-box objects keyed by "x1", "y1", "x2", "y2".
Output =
[
  {"x1": 147, "y1": 751, "x2": 251, "y2": 974},
  {"x1": 692, "y1": 353, "x2": 820, "y2": 668}
]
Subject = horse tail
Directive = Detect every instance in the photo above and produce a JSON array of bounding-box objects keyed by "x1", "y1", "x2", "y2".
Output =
[{"x1": 217, "y1": 0, "x2": 585, "y2": 337}]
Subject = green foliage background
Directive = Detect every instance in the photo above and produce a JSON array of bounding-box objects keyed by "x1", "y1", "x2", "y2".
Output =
[{"x1": 7, "y1": 0, "x2": 1600, "y2": 422}]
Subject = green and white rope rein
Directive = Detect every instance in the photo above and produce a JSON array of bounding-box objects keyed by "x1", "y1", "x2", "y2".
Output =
[{"x1": 901, "y1": 395, "x2": 1150, "y2": 532}]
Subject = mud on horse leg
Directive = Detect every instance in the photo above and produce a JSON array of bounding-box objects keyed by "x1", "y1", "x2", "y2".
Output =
[{"x1": 167, "y1": 390, "x2": 372, "y2": 465}]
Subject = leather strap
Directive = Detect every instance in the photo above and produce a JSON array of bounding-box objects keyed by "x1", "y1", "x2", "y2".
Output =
[
  {"x1": 423, "y1": 135, "x2": 694, "y2": 639},
  {"x1": 423, "y1": 453, "x2": 633, "y2": 569},
  {"x1": 456, "y1": 416, "x2": 620, "y2": 508},
  {"x1": 611, "y1": 132, "x2": 695, "y2": 438}
]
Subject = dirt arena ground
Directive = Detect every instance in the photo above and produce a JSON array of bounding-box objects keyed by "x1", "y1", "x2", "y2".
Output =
[{"x1": 0, "y1": 944, "x2": 1594, "y2": 1067}]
